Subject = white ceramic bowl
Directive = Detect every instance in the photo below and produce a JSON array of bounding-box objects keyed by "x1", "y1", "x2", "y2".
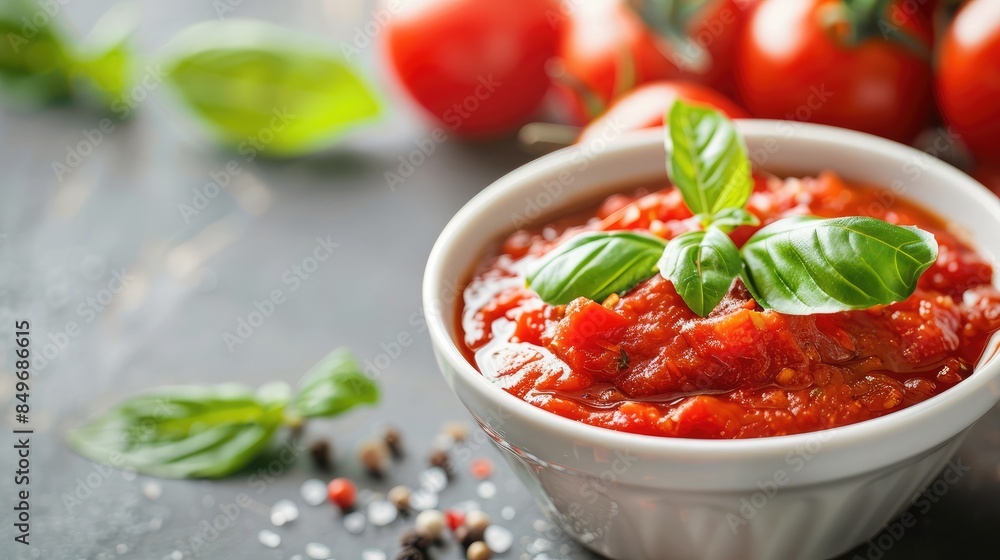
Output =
[{"x1": 422, "y1": 122, "x2": 1000, "y2": 560}]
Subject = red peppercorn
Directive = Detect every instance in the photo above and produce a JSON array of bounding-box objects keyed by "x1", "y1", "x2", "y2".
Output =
[
  {"x1": 469, "y1": 458, "x2": 493, "y2": 480},
  {"x1": 327, "y1": 477, "x2": 356, "y2": 510},
  {"x1": 445, "y1": 509, "x2": 465, "y2": 532}
]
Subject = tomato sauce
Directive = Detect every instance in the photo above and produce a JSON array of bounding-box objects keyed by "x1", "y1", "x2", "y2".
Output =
[{"x1": 458, "y1": 173, "x2": 1000, "y2": 438}]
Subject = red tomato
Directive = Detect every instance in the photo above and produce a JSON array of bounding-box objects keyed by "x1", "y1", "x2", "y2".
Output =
[
  {"x1": 384, "y1": 0, "x2": 561, "y2": 137},
  {"x1": 578, "y1": 81, "x2": 749, "y2": 144},
  {"x1": 736, "y1": 0, "x2": 934, "y2": 143},
  {"x1": 677, "y1": 0, "x2": 760, "y2": 96},
  {"x1": 555, "y1": 0, "x2": 681, "y2": 123},
  {"x1": 936, "y1": 0, "x2": 1000, "y2": 162}
]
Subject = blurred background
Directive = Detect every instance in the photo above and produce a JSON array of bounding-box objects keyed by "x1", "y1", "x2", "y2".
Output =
[{"x1": 1, "y1": 0, "x2": 999, "y2": 559}]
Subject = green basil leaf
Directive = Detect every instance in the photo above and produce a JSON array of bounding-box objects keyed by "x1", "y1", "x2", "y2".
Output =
[
  {"x1": 292, "y1": 348, "x2": 379, "y2": 418},
  {"x1": 740, "y1": 216, "x2": 939, "y2": 315},
  {"x1": 68, "y1": 384, "x2": 285, "y2": 478},
  {"x1": 161, "y1": 20, "x2": 380, "y2": 156},
  {"x1": 527, "y1": 231, "x2": 667, "y2": 305},
  {"x1": 703, "y1": 207, "x2": 760, "y2": 232},
  {"x1": 71, "y1": 2, "x2": 136, "y2": 106},
  {"x1": 667, "y1": 101, "x2": 753, "y2": 217},
  {"x1": 0, "y1": 0, "x2": 75, "y2": 104},
  {"x1": 659, "y1": 226, "x2": 742, "y2": 317}
]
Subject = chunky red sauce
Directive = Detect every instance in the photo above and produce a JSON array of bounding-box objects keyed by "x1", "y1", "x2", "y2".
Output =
[{"x1": 458, "y1": 173, "x2": 1000, "y2": 438}]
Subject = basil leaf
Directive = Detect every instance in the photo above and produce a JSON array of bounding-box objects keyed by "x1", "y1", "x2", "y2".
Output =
[
  {"x1": 72, "y1": 2, "x2": 136, "y2": 106},
  {"x1": 527, "y1": 231, "x2": 667, "y2": 305},
  {"x1": 667, "y1": 101, "x2": 753, "y2": 216},
  {"x1": 161, "y1": 20, "x2": 380, "y2": 156},
  {"x1": 68, "y1": 384, "x2": 285, "y2": 478},
  {"x1": 703, "y1": 207, "x2": 760, "y2": 232},
  {"x1": 741, "y1": 216, "x2": 939, "y2": 315},
  {"x1": 0, "y1": 0, "x2": 75, "y2": 104},
  {"x1": 659, "y1": 227, "x2": 742, "y2": 317},
  {"x1": 292, "y1": 348, "x2": 379, "y2": 418}
]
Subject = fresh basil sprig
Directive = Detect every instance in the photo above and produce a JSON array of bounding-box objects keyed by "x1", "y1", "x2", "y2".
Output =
[
  {"x1": 706, "y1": 207, "x2": 760, "y2": 233},
  {"x1": 160, "y1": 20, "x2": 380, "y2": 157},
  {"x1": 666, "y1": 101, "x2": 754, "y2": 219},
  {"x1": 0, "y1": 1, "x2": 135, "y2": 109},
  {"x1": 658, "y1": 226, "x2": 742, "y2": 316},
  {"x1": 290, "y1": 348, "x2": 380, "y2": 418},
  {"x1": 68, "y1": 348, "x2": 378, "y2": 479},
  {"x1": 526, "y1": 232, "x2": 666, "y2": 306},
  {"x1": 741, "y1": 216, "x2": 938, "y2": 314},
  {"x1": 525, "y1": 101, "x2": 939, "y2": 317}
]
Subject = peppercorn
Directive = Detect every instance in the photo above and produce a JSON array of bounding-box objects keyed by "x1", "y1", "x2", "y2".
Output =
[
  {"x1": 442, "y1": 421, "x2": 469, "y2": 442},
  {"x1": 388, "y1": 485, "x2": 412, "y2": 510},
  {"x1": 394, "y1": 546, "x2": 426, "y2": 560},
  {"x1": 464, "y1": 510, "x2": 491, "y2": 534},
  {"x1": 445, "y1": 509, "x2": 465, "y2": 532},
  {"x1": 384, "y1": 426, "x2": 404, "y2": 458},
  {"x1": 428, "y1": 449, "x2": 452, "y2": 475},
  {"x1": 454, "y1": 524, "x2": 486, "y2": 548},
  {"x1": 467, "y1": 541, "x2": 492, "y2": 560},
  {"x1": 415, "y1": 509, "x2": 445, "y2": 540},
  {"x1": 358, "y1": 438, "x2": 390, "y2": 477},
  {"x1": 326, "y1": 478, "x2": 355, "y2": 511},
  {"x1": 469, "y1": 458, "x2": 493, "y2": 480},
  {"x1": 308, "y1": 440, "x2": 333, "y2": 471},
  {"x1": 399, "y1": 529, "x2": 431, "y2": 550}
]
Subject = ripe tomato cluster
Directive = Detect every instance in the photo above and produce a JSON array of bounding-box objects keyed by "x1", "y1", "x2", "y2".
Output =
[{"x1": 383, "y1": 0, "x2": 999, "y2": 174}]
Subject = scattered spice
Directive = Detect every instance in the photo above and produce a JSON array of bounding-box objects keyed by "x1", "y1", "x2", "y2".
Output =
[
  {"x1": 466, "y1": 541, "x2": 492, "y2": 560},
  {"x1": 445, "y1": 509, "x2": 465, "y2": 532},
  {"x1": 309, "y1": 440, "x2": 333, "y2": 471},
  {"x1": 394, "y1": 547, "x2": 426, "y2": 560},
  {"x1": 428, "y1": 449, "x2": 452, "y2": 474},
  {"x1": 442, "y1": 422, "x2": 469, "y2": 442},
  {"x1": 384, "y1": 426, "x2": 404, "y2": 457},
  {"x1": 358, "y1": 438, "x2": 391, "y2": 477},
  {"x1": 399, "y1": 529, "x2": 432, "y2": 550},
  {"x1": 455, "y1": 524, "x2": 485, "y2": 548},
  {"x1": 327, "y1": 477, "x2": 356, "y2": 511},
  {"x1": 469, "y1": 458, "x2": 493, "y2": 480},
  {"x1": 388, "y1": 485, "x2": 412, "y2": 510},
  {"x1": 465, "y1": 510, "x2": 491, "y2": 533},
  {"x1": 256, "y1": 422, "x2": 530, "y2": 559},
  {"x1": 414, "y1": 509, "x2": 445, "y2": 540}
]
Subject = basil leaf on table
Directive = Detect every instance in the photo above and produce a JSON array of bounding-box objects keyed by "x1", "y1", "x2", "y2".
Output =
[
  {"x1": 666, "y1": 100, "x2": 753, "y2": 216},
  {"x1": 291, "y1": 348, "x2": 379, "y2": 418},
  {"x1": 659, "y1": 226, "x2": 743, "y2": 317},
  {"x1": 527, "y1": 231, "x2": 667, "y2": 305},
  {"x1": 68, "y1": 384, "x2": 285, "y2": 479},
  {"x1": 68, "y1": 349, "x2": 379, "y2": 479},
  {"x1": 160, "y1": 20, "x2": 380, "y2": 156},
  {"x1": 0, "y1": 0, "x2": 75, "y2": 104},
  {"x1": 71, "y1": 2, "x2": 137, "y2": 106},
  {"x1": 740, "y1": 216, "x2": 939, "y2": 315}
]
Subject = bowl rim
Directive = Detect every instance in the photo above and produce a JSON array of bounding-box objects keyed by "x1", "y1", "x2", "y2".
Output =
[{"x1": 423, "y1": 120, "x2": 1000, "y2": 461}]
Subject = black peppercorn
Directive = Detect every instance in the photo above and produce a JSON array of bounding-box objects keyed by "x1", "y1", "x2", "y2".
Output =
[
  {"x1": 399, "y1": 529, "x2": 431, "y2": 550},
  {"x1": 394, "y1": 546, "x2": 426, "y2": 560},
  {"x1": 384, "y1": 426, "x2": 404, "y2": 458},
  {"x1": 428, "y1": 449, "x2": 452, "y2": 475},
  {"x1": 308, "y1": 440, "x2": 332, "y2": 471}
]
